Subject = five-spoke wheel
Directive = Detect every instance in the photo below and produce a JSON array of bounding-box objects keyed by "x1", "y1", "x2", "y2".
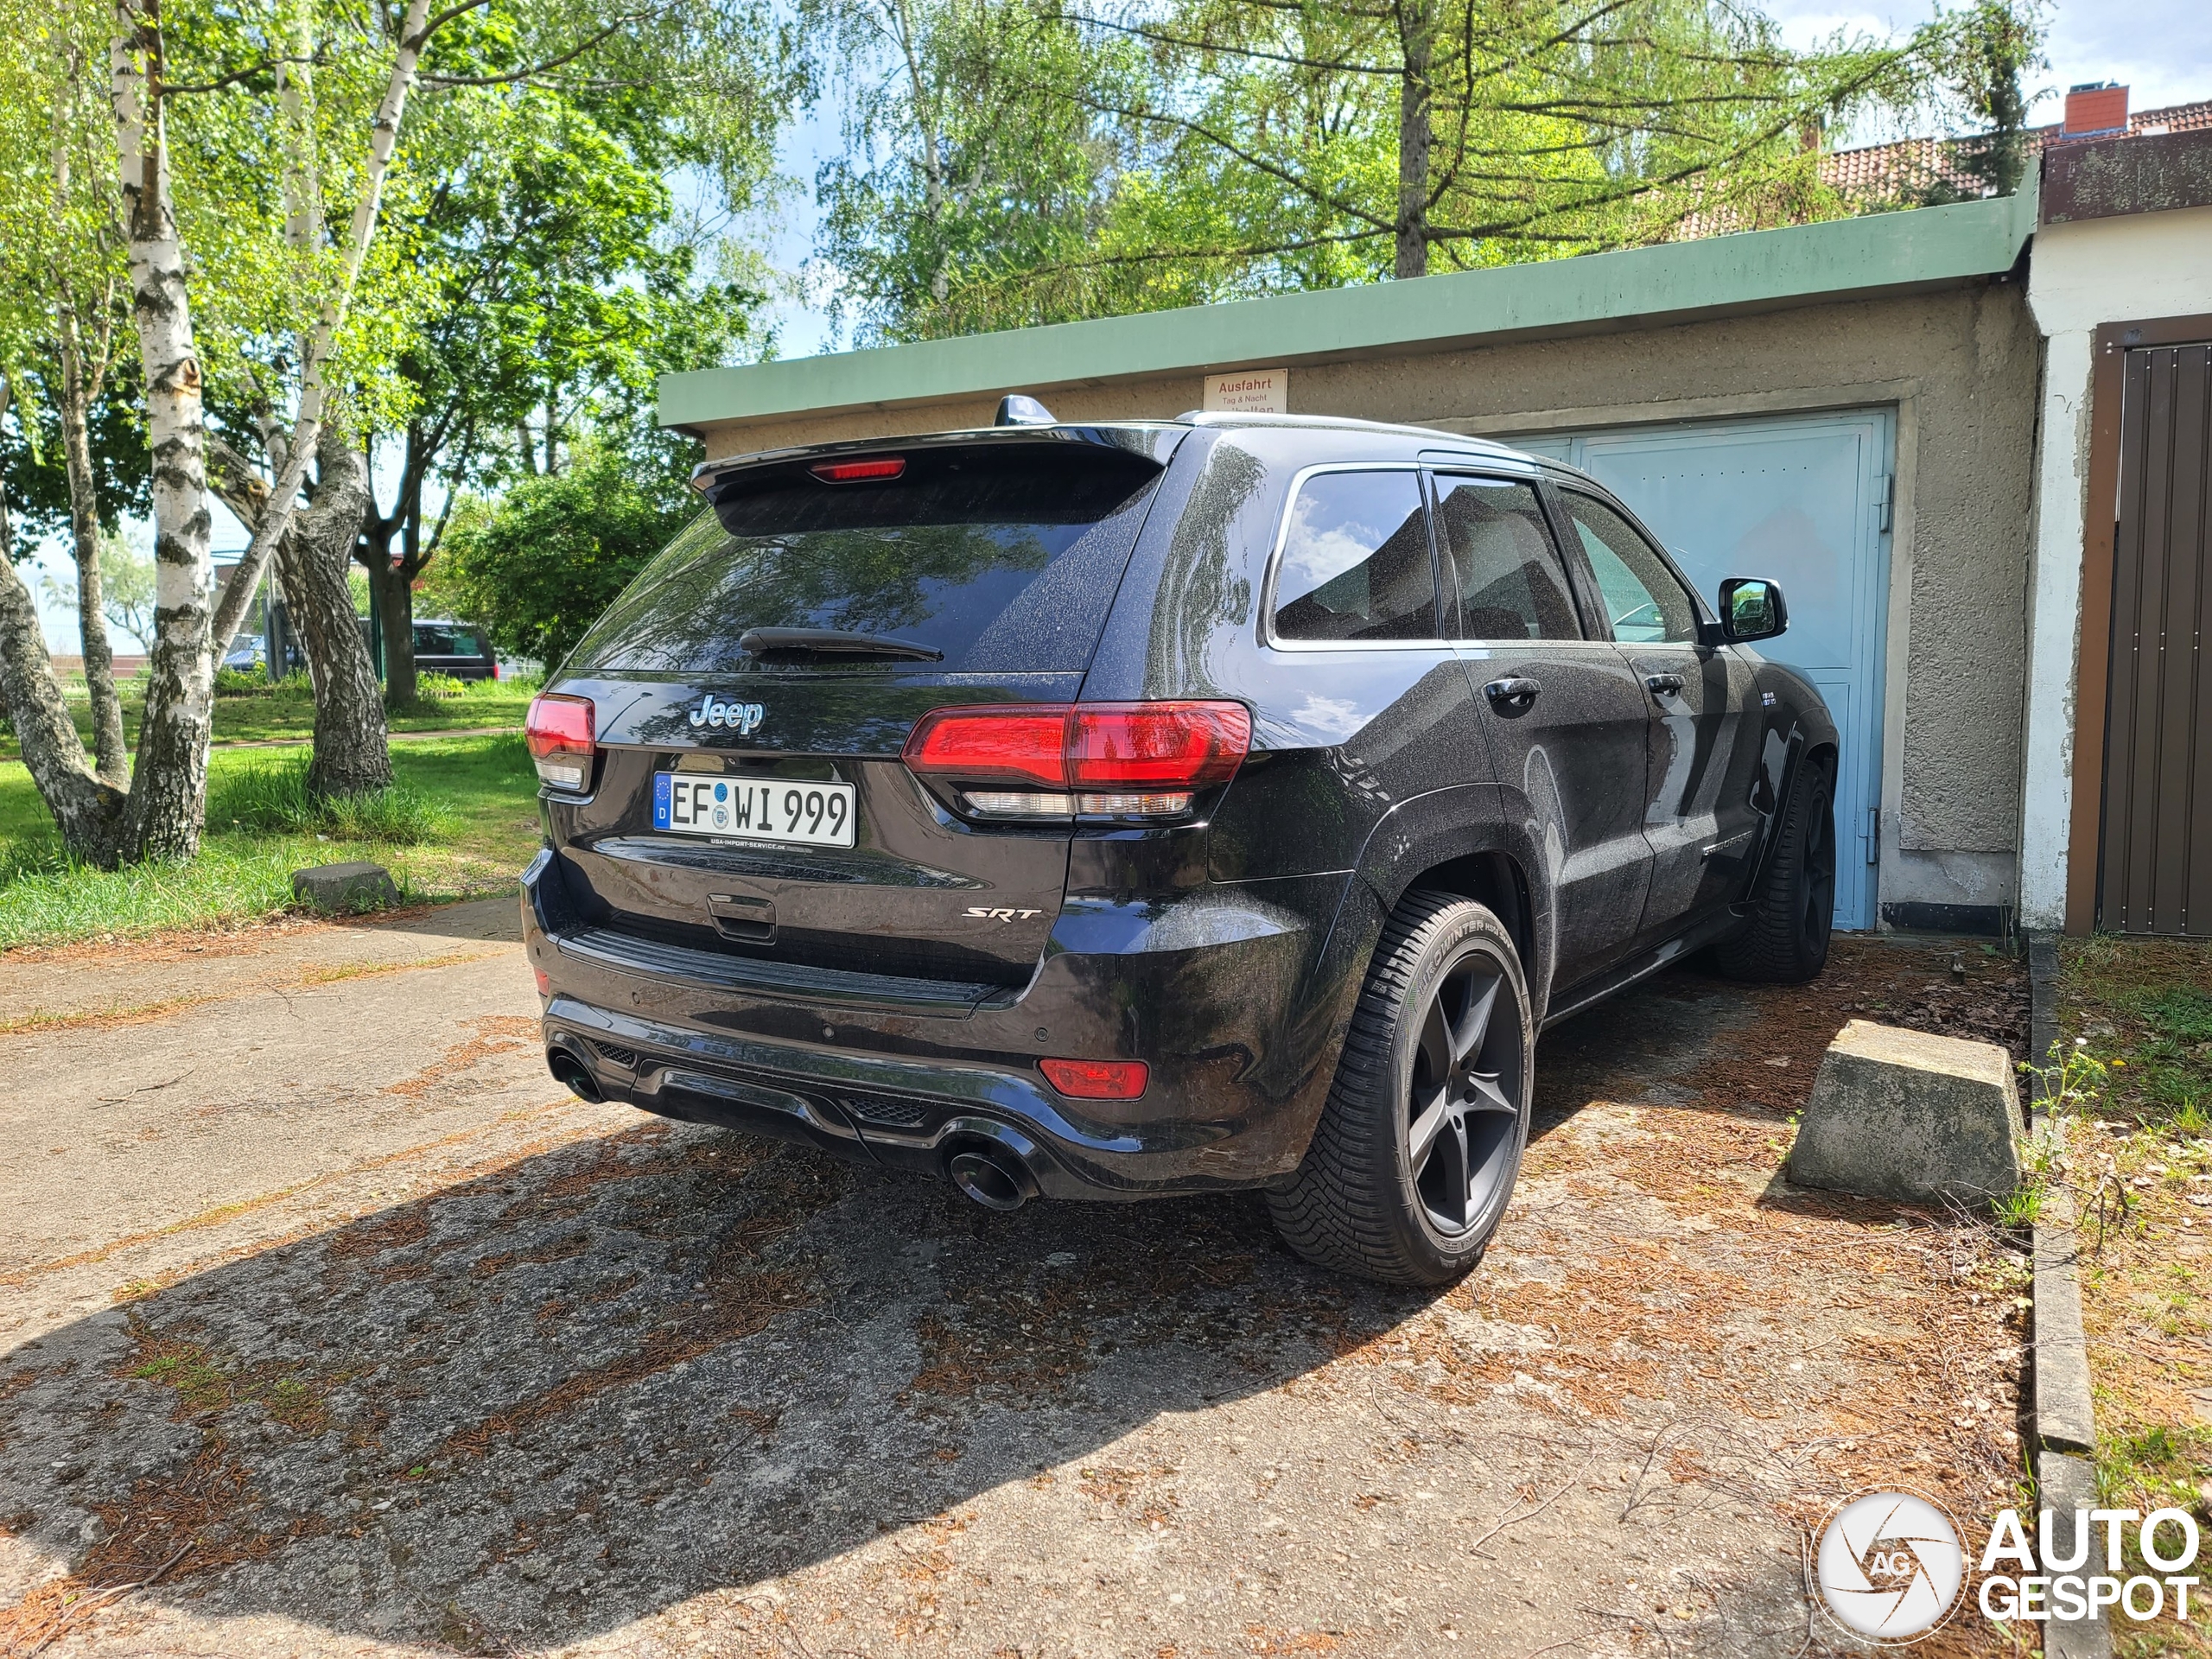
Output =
[
  {"x1": 1269, "y1": 891, "x2": 1534, "y2": 1285},
  {"x1": 1407, "y1": 954, "x2": 1524, "y2": 1236}
]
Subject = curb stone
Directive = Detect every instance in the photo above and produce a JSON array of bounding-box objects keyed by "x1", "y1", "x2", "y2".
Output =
[
  {"x1": 2037, "y1": 1451, "x2": 2109, "y2": 1659},
  {"x1": 2024, "y1": 930, "x2": 2109, "y2": 1658}
]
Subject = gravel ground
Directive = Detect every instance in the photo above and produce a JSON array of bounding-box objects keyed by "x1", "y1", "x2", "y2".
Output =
[{"x1": 0, "y1": 907, "x2": 2029, "y2": 1657}]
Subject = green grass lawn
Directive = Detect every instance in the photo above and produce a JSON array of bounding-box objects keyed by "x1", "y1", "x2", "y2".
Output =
[
  {"x1": 0, "y1": 732, "x2": 544, "y2": 949},
  {"x1": 2052, "y1": 937, "x2": 2212, "y2": 1605},
  {"x1": 0, "y1": 672, "x2": 537, "y2": 760}
]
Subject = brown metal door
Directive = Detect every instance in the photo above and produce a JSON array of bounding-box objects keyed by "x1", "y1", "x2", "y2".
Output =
[{"x1": 2098, "y1": 342, "x2": 2212, "y2": 935}]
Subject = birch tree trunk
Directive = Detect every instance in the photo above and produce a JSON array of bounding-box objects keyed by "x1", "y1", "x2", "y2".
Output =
[
  {"x1": 55, "y1": 297, "x2": 130, "y2": 785},
  {"x1": 0, "y1": 376, "x2": 129, "y2": 862},
  {"x1": 207, "y1": 429, "x2": 389, "y2": 797},
  {"x1": 207, "y1": 0, "x2": 436, "y2": 685},
  {"x1": 50, "y1": 69, "x2": 131, "y2": 786},
  {"x1": 112, "y1": 0, "x2": 216, "y2": 861}
]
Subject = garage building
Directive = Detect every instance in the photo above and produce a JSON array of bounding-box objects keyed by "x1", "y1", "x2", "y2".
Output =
[{"x1": 663, "y1": 191, "x2": 2045, "y2": 937}]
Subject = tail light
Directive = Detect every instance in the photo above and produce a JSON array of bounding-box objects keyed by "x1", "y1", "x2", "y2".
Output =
[
  {"x1": 525, "y1": 693, "x2": 595, "y2": 791},
  {"x1": 1041, "y1": 1058, "x2": 1149, "y2": 1099},
  {"x1": 903, "y1": 702, "x2": 1250, "y2": 818}
]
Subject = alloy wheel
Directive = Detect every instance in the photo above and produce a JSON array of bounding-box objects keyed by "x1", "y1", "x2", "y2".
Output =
[{"x1": 1405, "y1": 949, "x2": 1525, "y2": 1236}]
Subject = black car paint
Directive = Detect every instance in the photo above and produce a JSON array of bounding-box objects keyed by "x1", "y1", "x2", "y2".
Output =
[{"x1": 523, "y1": 415, "x2": 1839, "y2": 1202}]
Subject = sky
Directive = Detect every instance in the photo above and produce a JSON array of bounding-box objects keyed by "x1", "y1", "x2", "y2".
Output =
[{"x1": 25, "y1": 0, "x2": 2212, "y2": 651}]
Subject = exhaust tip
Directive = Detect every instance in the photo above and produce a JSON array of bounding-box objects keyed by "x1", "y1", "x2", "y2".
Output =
[
  {"x1": 947, "y1": 1148, "x2": 1027, "y2": 1211},
  {"x1": 547, "y1": 1047, "x2": 606, "y2": 1104}
]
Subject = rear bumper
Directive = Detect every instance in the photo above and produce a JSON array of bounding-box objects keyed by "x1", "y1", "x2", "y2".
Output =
[{"x1": 521, "y1": 849, "x2": 1351, "y2": 1198}]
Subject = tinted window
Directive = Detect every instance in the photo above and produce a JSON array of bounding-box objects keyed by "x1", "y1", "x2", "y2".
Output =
[
  {"x1": 416, "y1": 623, "x2": 482, "y2": 657},
  {"x1": 1433, "y1": 476, "x2": 1580, "y2": 640},
  {"x1": 1270, "y1": 470, "x2": 1440, "y2": 643},
  {"x1": 1560, "y1": 493, "x2": 1699, "y2": 645},
  {"x1": 568, "y1": 445, "x2": 1162, "y2": 674}
]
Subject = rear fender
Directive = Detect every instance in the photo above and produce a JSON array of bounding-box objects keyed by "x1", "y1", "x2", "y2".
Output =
[{"x1": 1256, "y1": 785, "x2": 1554, "y2": 1178}]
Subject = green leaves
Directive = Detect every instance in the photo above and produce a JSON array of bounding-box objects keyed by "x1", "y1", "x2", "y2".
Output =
[
  {"x1": 808, "y1": 0, "x2": 2031, "y2": 340},
  {"x1": 436, "y1": 440, "x2": 697, "y2": 669}
]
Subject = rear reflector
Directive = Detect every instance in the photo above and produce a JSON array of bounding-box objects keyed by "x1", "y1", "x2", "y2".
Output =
[
  {"x1": 810, "y1": 457, "x2": 906, "y2": 483},
  {"x1": 904, "y1": 702, "x2": 1249, "y2": 816},
  {"x1": 1040, "y1": 1058, "x2": 1149, "y2": 1099},
  {"x1": 525, "y1": 693, "x2": 595, "y2": 791}
]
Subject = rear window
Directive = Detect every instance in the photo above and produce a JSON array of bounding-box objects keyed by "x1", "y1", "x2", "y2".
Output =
[
  {"x1": 567, "y1": 444, "x2": 1164, "y2": 675},
  {"x1": 415, "y1": 623, "x2": 484, "y2": 656}
]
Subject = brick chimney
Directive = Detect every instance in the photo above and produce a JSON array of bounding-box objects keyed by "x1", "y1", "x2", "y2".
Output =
[{"x1": 2063, "y1": 82, "x2": 2129, "y2": 137}]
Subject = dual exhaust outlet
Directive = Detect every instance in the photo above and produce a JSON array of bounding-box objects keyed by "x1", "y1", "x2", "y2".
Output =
[{"x1": 545, "y1": 1044, "x2": 1033, "y2": 1210}]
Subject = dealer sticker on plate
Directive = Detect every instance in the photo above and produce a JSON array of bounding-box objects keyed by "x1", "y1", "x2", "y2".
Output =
[{"x1": 652, "y1": 773, "x2": 856, "y2": 848}]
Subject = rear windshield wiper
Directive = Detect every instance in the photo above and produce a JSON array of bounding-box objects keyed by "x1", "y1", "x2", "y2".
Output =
[{"x1": 737, "y1": 626, "x2": 944, "y2": 663}]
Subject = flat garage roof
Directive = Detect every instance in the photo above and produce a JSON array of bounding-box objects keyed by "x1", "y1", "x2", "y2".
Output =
[{"x1": 660, "y1": 188, "x2": 2037, "y2": 434}]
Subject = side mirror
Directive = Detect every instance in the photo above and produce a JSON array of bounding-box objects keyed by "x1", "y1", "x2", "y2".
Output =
[{"x1": 1719, "y1": 576, "x2": 1787, "y2": 643}]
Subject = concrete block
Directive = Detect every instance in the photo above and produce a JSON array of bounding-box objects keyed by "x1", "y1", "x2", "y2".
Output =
[
  {"x1": 1787, "y1": 1020, "x2": 2021, "y2": 1206},
  {"x1": 292, "y1": 861, "x2": 401, "y2": 914}
]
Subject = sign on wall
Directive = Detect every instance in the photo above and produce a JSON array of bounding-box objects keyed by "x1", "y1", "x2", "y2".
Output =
[{"x1": 1203, "y1": 366, "x2": 1288, "y2": 414}]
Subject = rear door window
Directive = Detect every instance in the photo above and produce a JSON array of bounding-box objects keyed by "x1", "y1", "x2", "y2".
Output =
[
  {"x1": 568, "y1": 443, "x2": 1164, "y2": 675},
  {"x1": 1269, "y1": 469, "x2": 1441, "y2": 644},
  {"x1": 1433, "y1": 475, "x2": 1581, "y2": 640}
]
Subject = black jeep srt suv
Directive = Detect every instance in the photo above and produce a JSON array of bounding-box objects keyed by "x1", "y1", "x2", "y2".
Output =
[{"x1": 521, "y1": 408, "x2": 1838, "y2": 1285}]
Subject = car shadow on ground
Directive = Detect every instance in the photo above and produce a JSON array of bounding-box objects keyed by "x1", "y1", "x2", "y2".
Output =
[
  {"x1": 3, "y1": 1118, "x2": 1428, "y2": 1651},
  {"x1": 0, "y1": 938, "x2": 2028, "y2": 1654}
]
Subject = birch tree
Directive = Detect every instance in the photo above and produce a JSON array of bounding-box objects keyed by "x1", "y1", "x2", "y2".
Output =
[
  {"x1": 2, "y1": 0, "x2": 464, "y2": 855},
  {"x1": 0, "y1": 1, "x2": 138, "y2": 785}
]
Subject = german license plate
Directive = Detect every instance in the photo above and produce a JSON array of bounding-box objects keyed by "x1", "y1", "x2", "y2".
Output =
[{"x1": 652, "y1": 773, "x2": 856, "y2": 848}]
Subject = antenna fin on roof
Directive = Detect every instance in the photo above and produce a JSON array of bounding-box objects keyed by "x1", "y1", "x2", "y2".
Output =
[{"x1": 995, "y1": 394, "x2": 1056, "y2": 427}]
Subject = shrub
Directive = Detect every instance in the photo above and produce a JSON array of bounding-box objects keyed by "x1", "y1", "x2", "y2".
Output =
[
  {"x1": 213, "y1": 666, "x2": 264, "y2": 697},
  {"x1": 440, "y1": 440, "x2": 696, "y2": 672},
  {"x1": 415, "y1": 671, "x2": 467, "y2": 700}
]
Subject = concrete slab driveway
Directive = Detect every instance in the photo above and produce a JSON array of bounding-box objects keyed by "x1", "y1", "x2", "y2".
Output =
[{"x1": 0, "y1": 906, "x2": 2029, "y2": 1657}]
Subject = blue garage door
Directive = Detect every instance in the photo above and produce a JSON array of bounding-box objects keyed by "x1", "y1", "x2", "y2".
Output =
[{"x1": 1510, "y1": 411, "x2": 1894, "y2": 931}]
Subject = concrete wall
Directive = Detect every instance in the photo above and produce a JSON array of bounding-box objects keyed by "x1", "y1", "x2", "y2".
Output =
[
  {"x1": 2020, "y1": 203, "x2": 2212, "y2": 931},
  {"x1": 693, "y1": 282, "x2": 2044, "y2": 916}
]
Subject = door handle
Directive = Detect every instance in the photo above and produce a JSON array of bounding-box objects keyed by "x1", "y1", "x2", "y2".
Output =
[
  {"x1": 1643, "y1": 672, "x2": 1686, "y2": 698},
  {"x1": 1483, "y1": 677, "x2": 1541, "y2": 712}
]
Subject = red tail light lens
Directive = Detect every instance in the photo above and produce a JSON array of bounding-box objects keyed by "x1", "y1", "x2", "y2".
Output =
[
  {"x1": 1069, "y1": 703, "x2": 1251, "y2": 791},
  {"x1": 525, "y1": 693, "x2": 595, "y2": 791},
  {"x1": 1040, "y1": 1058, "x2": 1149, "y2": 1099},
  {"x1": 903, "y1": 704, "x2": 1071, "y2": 790},
  {"x1": 902, "y1": 702, "x2": 1249, "y2": 818},
  {"x1": 810, "y1": 457, "x2": 907, "y2": 482}
]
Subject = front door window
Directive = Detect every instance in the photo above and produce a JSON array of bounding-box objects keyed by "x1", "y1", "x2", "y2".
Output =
[{"x1": 1560, "y1": 493, "x2": 1698, "y2": 645}]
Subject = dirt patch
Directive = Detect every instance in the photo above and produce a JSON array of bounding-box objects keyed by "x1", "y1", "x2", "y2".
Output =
[{"x1": 0, "y1": 935, "x2": 2036, "y2": 1656}]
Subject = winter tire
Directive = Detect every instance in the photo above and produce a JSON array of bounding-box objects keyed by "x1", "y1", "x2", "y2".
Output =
[
  {"x1": 1268, "y1": 891, "x2": 1533, "y2": 1286},
  {"x1": 1713, "y1": 754, "x2": 1835, "y2": 983}
]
